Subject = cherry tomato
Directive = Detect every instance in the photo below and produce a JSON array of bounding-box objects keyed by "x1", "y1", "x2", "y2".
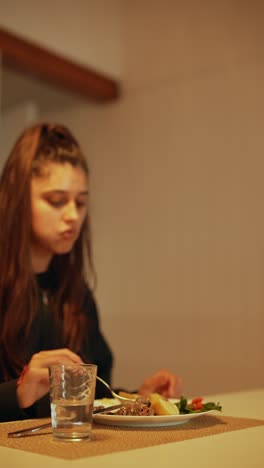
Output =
[{"x1": 191, "y1": 397, "x2": 203, "y2": 410}]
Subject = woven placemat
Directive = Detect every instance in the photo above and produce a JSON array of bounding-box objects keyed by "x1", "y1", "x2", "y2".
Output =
[{"x1": 1, "y1": 415, "x2": 264, "y2": 460}]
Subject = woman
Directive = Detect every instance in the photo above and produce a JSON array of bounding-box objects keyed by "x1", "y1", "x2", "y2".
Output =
[{"x1": 0, "y1": 123, "x2": 182, "y2": 422}]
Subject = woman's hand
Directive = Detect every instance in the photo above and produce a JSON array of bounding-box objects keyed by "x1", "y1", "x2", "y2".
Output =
[
  {"x1": 138, "y1": 368, "x2": 183, "y2": 398},
  {"x1": 16, "y1": 349, "x2": 83, "y2": 409}
]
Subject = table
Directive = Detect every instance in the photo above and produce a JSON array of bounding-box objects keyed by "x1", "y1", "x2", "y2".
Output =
[{"x1": 0, "y1": 389, "x2": 263, "y2": 468}]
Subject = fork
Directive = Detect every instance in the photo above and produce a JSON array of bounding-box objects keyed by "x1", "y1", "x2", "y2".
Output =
[{"x1": 96, "y1": 376, "x2": 133, "y2": 402}]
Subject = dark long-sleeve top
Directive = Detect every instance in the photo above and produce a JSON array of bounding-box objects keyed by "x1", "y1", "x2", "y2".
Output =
[{"x1": 0, "y1": 270, "x2": 113, "y2": 422}]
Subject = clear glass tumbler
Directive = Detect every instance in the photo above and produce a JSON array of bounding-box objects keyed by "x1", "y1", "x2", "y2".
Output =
[{"x1": 49, "y1": 364, "x2": 97, "y2": 441}]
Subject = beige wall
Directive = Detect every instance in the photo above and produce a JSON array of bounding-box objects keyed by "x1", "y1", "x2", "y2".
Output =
[
  {"x1": 0, "y1": 100, "x2": 38, "y2": 171},
  {"x1": 0, "y1": 0, "x2": 123, "y2": 77},
  {"x1": 2, "y1": 0, "x2": 264, "y2": 396}
]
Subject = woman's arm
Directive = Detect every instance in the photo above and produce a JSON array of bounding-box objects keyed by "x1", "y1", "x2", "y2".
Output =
[
  {"x1": 16, "y1": 349, "x2": 82, "y2": 408},
  {"x1": 0, "y1": 348, "x2": 82, "y2": 422}
]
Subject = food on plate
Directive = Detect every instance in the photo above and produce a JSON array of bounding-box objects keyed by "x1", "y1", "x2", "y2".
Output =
[
  {"x1": 176, "y1": 396, "x2": 222, "y2": 414},
  {"x1": 115, "y1": 398, "x2": 154, "y2": 416},
  {"x1": 94, "y1": 394, "x2": 222, "y2": 417},
  {"x1": 99, "y1": 398, "x2": 119, "y2": 405},
  {"x1": 149, "y1": 393, "x2": 180, "y2": 415}
]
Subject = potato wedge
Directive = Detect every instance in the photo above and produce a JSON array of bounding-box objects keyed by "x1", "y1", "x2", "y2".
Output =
[{"x1": 149, "y1": 393, "x2": 179, "y2": 415}]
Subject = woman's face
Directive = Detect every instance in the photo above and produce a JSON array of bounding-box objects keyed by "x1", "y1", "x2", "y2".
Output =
[{"x1": 30, "y1": 162, "x2": 88, "y2": 272}]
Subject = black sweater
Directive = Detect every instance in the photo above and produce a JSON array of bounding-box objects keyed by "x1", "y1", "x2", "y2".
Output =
[{"x1": 0, "y1": 270, "x2": 113, "y2": 422}]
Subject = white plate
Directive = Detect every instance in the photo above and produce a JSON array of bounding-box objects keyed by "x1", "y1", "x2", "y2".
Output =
[{"x1": 93, "y1": 399, "x2": 214, "y2": 428}]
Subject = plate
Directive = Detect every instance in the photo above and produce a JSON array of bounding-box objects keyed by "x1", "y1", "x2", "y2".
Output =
[{"x1": 93, "y1": 399, "x2": 213, "y2": 428}]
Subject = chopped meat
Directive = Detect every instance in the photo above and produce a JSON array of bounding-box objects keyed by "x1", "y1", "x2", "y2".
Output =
[{"x1": 114, "y1": 398, "x2": 154, "y2": 416}]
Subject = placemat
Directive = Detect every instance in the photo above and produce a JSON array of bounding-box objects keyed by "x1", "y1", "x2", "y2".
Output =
[{"x1": 0, "y1": 415, "x2": 264, "y2": 460}]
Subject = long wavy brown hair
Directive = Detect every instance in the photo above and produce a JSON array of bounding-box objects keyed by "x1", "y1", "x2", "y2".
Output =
[{"x1": 0, "y1": 123, "x2": 95, "y2": 380}]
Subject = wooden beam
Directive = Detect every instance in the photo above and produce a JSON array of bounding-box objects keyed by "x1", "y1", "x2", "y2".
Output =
[{"x1": 0, "y1": 27, "x2": 121, "y2": 103}]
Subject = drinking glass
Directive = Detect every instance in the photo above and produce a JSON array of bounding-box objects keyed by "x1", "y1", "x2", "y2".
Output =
[{"x1": 49, "y1": 363, "x2": 97, "y2": 441}]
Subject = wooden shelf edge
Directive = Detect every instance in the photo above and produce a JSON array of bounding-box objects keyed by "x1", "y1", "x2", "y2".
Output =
[{"x1": 0, "y1": 26, "x2": 121, "y2": 103}]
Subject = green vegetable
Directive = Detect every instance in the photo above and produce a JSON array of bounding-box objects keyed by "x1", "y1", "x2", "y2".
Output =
[{"x1": 175, "y1": 396, "x2": 222, "y2": 414}]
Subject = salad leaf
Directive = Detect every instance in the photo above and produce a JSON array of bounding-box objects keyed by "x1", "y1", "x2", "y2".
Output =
[{"x1": 175, "y1": 396, "x2": 222, "y2": 414}]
